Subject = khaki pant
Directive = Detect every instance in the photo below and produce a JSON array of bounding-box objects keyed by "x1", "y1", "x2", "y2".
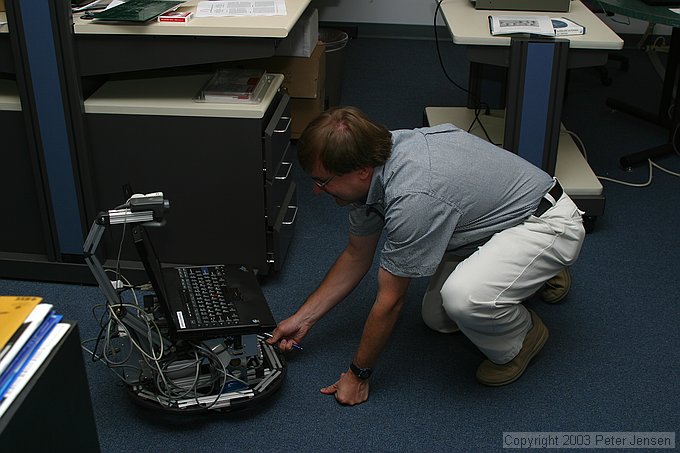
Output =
[{"x1": 422, "y1": 192, "x2": 585, "y2": 364}]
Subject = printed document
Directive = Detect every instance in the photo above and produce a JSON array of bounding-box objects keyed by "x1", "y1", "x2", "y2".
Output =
[{"x1": 195, "y1": 0, "x2": 287, "y2": 17}]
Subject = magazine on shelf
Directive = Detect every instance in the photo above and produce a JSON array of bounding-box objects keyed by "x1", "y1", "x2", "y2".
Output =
[
  {"x1": 0, "y1": 313, "x2": 62, "y2": 399},
  {"x1": 0, "y1": 296, "x2": 42, "y2": 351},
  {"x1": 194, "y1": 69, "x2": 273, "y2": 104},
  {"x1": 488, "y1": 15, "x2": 585, "y2": 37},
  {"x1": 0, "y1": 303, "x2": 53, "y2": 376},
  {"x1": 0, "y1": 323, "x2": 70, "y2": 418}
]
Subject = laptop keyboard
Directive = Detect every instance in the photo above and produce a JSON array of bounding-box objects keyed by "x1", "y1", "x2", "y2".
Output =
[{"x1": 177, "y1": 266, "x2": 241, "y2": 328}]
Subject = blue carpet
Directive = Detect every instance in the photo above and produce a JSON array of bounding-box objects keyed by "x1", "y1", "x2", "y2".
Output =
[{"x1": 1, "y1": 36, "x2": 679, "y2": 452}]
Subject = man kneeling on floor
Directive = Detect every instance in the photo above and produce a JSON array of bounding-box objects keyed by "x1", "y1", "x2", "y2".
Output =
[{"x1": 267, "y1": 106, "x2": 586, "y2": 405}]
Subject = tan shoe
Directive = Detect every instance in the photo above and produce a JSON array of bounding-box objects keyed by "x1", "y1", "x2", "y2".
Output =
[
  {"x1": 540, "y1": 267, "x2": 572, "y2": 304},
  {"x1": 475, "y1": 309, "x2": 549, "y2": 386}
]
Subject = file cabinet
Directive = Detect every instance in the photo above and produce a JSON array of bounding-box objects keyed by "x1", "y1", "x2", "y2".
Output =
[{"x1": 82, "y1": 73, "x2": 296, "y2": 275}]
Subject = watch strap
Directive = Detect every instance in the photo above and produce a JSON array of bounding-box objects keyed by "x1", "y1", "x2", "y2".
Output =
[{"x1": 349, "y1": 362, "x2": 372, "y2": 380}]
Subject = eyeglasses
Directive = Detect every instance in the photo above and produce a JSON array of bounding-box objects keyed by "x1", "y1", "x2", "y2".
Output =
[{"x1": 312, "y1": 174, "x2": 336, "y2": 189}]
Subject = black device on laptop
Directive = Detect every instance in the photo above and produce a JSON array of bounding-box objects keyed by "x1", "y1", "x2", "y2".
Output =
[{"x1": 131, "y1": 224, "x2": 276, "y2": 341}]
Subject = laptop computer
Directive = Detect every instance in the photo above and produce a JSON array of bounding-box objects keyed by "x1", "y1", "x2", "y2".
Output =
[{"x1": 131, "y1": 224, "x2": 276, "y2": 341}]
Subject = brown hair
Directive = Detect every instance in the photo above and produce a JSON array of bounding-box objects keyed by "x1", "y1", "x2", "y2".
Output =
[{"x1": 297, "y1": 106, "x2": 393, "y2": 175}]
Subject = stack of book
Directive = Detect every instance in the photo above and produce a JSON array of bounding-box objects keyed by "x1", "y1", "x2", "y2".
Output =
[
  {"x1": 194, "y1": 68, "x2": 274, "y2": 104},
  {"x1": 0, "y1": 297, "x2": 69, "y2": 418}
]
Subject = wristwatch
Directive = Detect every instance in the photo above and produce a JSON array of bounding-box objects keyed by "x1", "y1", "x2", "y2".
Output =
[{"x1": 349, "y1": 362, "x2": 373, "y2": 380}]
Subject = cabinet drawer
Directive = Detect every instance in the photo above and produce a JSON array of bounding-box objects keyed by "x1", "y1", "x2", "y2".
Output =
[
  {"x1": 267, "y1": 183, "x2": 297, "y2": 273},
  {"x1": 263, "y1": 93, "x2": 291, "y2": 182},
  {"x1": 265, "y1": 142, "x2": 293, "y2": 227}
]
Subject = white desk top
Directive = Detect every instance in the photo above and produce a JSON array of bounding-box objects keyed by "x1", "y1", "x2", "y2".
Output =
[
  {"x1": 73, "y1": 0, "x2": 311, "y2": 38},
  {"x1": 0, "y1": 79, "x2": 21, "y2": 111},
  {"x1": 84, "y1": 72, "x2": 283, "y2": 119},
  {"x1": 440, "y1": 0, "x2": 623, "y2": 50}
]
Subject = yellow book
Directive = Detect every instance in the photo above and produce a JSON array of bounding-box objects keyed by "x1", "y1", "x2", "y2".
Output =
[{"x1": 0, "y1": 297, "x2": 43, "y2": 351}]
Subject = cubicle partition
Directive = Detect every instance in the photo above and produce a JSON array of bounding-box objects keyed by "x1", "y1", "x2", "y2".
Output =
[{"x1": 1, "y1": 2, "x2": 91, "y2": 282}]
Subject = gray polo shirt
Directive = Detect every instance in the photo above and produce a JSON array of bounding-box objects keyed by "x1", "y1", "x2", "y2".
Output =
[{"x1": 349, "y1": 123, "x2": 553, "y2": 278}]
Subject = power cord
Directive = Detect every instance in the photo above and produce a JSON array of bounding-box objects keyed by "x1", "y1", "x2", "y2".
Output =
[
  {"x1": 433, "y1": 0, "x2": 494, "y2": 143},
  {"x1": 562, "y1": 127, "x2": 680, "y2": 187},
  {"x1": 433, "y1": 0, "x2": 470, "y2": 96}
]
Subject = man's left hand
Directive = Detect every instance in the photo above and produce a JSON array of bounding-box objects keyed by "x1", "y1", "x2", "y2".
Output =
[{"x1": 320, "y1": 371, "x2": 369, "y2": 406}]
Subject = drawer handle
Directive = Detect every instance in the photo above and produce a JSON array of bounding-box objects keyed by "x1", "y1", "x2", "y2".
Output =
[
  {"x1": 283, "y1": 205, "x2": 298, "y2": 225},
  {"x1": 274, "y1": 116, "x2": 292, "y2": 133},
  {"x1": 275, "y1": 161, "x2": 292, "y2": 180}
]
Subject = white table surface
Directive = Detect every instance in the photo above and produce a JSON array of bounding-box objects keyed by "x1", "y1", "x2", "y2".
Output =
[
  {"x1": 73, "y1": 0, "x2": 311, "y2": 38},
  {"x1": 440, "y1": 0, "x2": 623, "y2": 50}
]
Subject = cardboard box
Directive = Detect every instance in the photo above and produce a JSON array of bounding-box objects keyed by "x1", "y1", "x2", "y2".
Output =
[
  {"x1": 291, "y1": 85, "x2": 325, "y2": 139},
  {"x1": 274, "y1": 8, "x2": 318, "y2": 58},
  {"x1": 227, "y1": 42, "x2": 325, "y2": 99}
]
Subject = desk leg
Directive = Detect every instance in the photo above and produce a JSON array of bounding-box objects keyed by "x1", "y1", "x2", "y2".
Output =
[{"x1": 616, "y1": 27, "x2": 680, "y2": 168}]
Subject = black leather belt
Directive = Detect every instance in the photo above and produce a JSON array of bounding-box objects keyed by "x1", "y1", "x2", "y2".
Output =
[{"x1": 534, "y1": 181, "x2": 563, "y2": 217}]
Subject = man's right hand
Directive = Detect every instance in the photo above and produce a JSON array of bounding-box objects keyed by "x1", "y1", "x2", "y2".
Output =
[{"x1": 266, "y1": 315, "x2": 311, "y2": 352}]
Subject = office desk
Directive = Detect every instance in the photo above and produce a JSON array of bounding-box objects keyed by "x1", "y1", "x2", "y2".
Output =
[
  {"x1": 82, "y1": 74, "x2": 296, "y2": 274},
  {"x1": 71, "y1": 0, "x2": 311, "y2": 76},
  {"x1": 0, "y1": 0, "x2": 311, "y2": 282},
  {"x1": 70, "y1": 2, "x2": 309, "y2": 276},
  {"x1": 73, "y1": 0, "x2": 309, "y2": 36},
  {"x1": 440, "y1": 0, "x2": 622, "y2": 49},
  {"x1": 597, "y1": 0, "x2": 680, "y2": 167},
  {"x1": 427, "y1": 0, "x2": 622, "y2": 223}
]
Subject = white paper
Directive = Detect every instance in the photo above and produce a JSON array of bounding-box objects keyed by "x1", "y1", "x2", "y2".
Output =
[
  {"x1": 195, "y1": 0, "x2": 287, "y2": 17},
  {"x1": 489, "y1": 15, "x2": 554, "y2": 36}
]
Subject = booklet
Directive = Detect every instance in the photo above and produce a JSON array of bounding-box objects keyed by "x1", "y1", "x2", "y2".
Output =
[
  {"x1": 90, "y1": 0, "x2": 185, "y2": 22},
  {"x1": 488, "y1": 15, "x2": 585, "y2": 37}
]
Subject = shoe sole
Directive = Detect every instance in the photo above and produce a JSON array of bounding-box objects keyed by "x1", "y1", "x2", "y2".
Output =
[{"x1": 477, "y1": 310, "x2": 549, "y2": 386}]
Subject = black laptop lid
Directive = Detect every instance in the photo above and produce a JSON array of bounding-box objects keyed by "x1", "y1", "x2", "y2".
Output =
[{"x1": 131, "y1": 224, "x2": 175, "y2": 322}]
